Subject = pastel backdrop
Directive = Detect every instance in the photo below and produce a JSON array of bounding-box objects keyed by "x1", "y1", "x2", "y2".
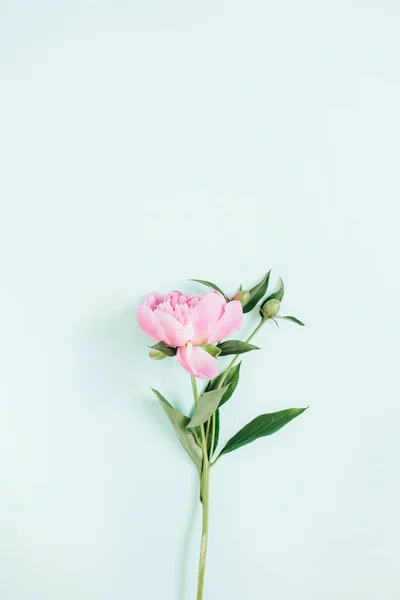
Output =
[{"x1": 1, "y1": 2, "x2": 399, "y2": 599}]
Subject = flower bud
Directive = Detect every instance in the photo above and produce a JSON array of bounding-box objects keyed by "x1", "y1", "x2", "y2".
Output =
[
  {"x1": 149, "y1": 349, "x2": 167, "y2": 360},
  {"x1": 234, "y1": 290, "x2": 251, "y2": 307},
  {"x1": 262, "y1": 298, "x2": 281, "y2": 317}
]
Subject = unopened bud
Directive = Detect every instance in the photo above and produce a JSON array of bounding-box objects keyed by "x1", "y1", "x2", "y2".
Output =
[
  {"x1": 234, "y1": 290, "x2": 251, "y2": 307},
  {"x1": 149, "y1": 349, "x2": 167, "y2": 360},
  {"x1": 263, "y1": 298, "x2": 281, "y2": 317}
]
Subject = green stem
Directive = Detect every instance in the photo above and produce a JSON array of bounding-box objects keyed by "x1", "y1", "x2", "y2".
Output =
[
  {"x1": 191, "y1": 375, "x2": 200, "y2": 405},
  {"x1": 246, "y1": 318, "x2": 266, "y2": 344},
  {"x1": 197, "y1": 456, "x2": 210, "y2": 600},
  {"x1": 209, "y1": 318, "x2": 267, "y2": 466},
  {"x1": 190, "y1": 375, "x2": 211, "y2": 600},
  {"x1": 191, "y1": 376, "x2": 207, "y2": 450},
  {"x1": 209, "y1": 412, "x2": 216, "y2": 458},
  {"x1": 217, "y1": 318, "x2": 267, "y2": 389},
  {"x1": 193, "y1": 319, "x2": 268, "y2": 597},
  {"x1": 205, "y1": 418, "x2": 211, "y2": 442}
]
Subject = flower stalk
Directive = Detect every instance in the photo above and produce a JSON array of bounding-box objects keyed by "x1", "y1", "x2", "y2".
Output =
[
  {"x1": 197, "y1": 445, "x2": 210, "y2": 600},
  {"x1": 190, "y1": 375, "x2": 211, "y2": 600},
  {"x1": 194, "y1": 318, "x2": 267, "y2": 599},
  {"x1": 139, "y1": 274, "x2": 307, "y2": 600}
]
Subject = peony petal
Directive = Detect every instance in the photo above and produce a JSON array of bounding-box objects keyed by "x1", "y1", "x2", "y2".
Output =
[
  {"x1": 207, "y1": 300, "x2": 243, "y2": 344},
  {"x1": 145, "y1": 292, "x2": 165, "y2": 310},
  {"x1": 136, "y1": 304, "x2": 167, "y2": 342},
  {"x1": 164, "y1": 290, "x2": 188, "y2": 308},
  {"x1": 176, "y1": 345, "x2": 219, "y2": 380},
  {"x1": 156, "y1": 311, "x2": 192, "y2": 346},
  {"x1": 190, "y1": 292, "x2": 226, "y2": 344}
]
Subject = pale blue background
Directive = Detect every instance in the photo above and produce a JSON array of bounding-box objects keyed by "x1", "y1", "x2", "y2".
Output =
[{"x1": 1, "y1": 2, "x2": 399, "y2": 599}]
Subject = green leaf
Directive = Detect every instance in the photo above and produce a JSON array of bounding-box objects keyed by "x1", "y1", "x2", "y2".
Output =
[
  {"x1": 151, "y1": 388, "x2": 202, "y2": 473},
  {"x1": 205, "y1": 363, "x2": 241, "y2": 407},
  {"x1": 243, "y1": 271, "x2": 271, "y2": 313},
  {"x1": 266, "y1": 278, "x2": 285, "y2": 302},
  {"x1": 218, "y1": 407, "x2": 308, "y2": 458},
  {"x1": 278, "y1": 316, "x2": 305, "y2": 326},
  {"x1": 189, "y1": 279, "x2": 228, "y2": 300},
  {"x1": 202, "y1": 344, "x2": 222, "y2": 358},
  {"x1": 186, "y1": 385, "x2": 230, "y2": 428},
  {"x1": 149, "y1": 349, "x2": 168, "y2": 360},
  {"x1": 207, "y1": 409, "x2": 220, "y2": 457},
  {"x1": 150, "y1": 341, "x2": 177, "y2": 357},
  {"x1": 217, "y1": 340, "x2": 260, "y2": 356}
]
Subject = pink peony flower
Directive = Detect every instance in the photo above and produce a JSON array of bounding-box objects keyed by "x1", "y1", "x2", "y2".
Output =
[{"x1": 137, "y1": 290, "x2": 243, "y2": 379}]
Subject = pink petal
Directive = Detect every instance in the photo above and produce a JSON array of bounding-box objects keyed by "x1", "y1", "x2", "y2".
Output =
[
  {"x1": 164, "y1": 290, "x2": 188, "y2": 308},
  {"x1": 136, "y1": 304, "x2": 166, "y2": 342},
  {"x1": 145, "y1": 292, "x2": 165, "y2": 310},
  {"x1": 176, "y1": 345, "x2": 219, "y2": 380},
  {"x1": 207, "y1": 300, "x2": 243, "y2": 344},
  {"x1": 156, "y1": 311, "x2": 193, "y2": 346},
  {"x1": 190, "y1": 292, "x2": 226, "y2": 344}
]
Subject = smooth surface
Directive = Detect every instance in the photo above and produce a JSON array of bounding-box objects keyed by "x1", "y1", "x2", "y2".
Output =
[{"x1": 1, "y1": 2, "x2": 399, "y2": 599}]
